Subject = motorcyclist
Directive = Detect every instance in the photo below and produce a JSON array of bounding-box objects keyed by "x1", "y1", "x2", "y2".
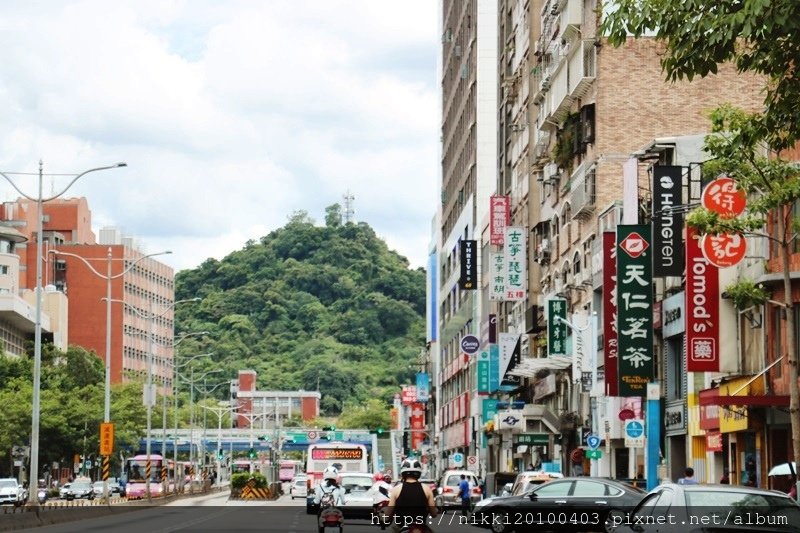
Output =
[
  {"x1": 385, "y1": 458, "x2": 437, "y2": 532},
  {"x1": 370, "y1": 473, "x2": 393, "y2": 505},
  {"x1": 313, "y1": 466, "x2": 346, "y2": 508}
]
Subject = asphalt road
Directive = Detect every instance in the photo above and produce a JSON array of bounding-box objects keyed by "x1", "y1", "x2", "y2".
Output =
[{"x1": 23, "y1": 491, "x2": 482, "y2": 532}]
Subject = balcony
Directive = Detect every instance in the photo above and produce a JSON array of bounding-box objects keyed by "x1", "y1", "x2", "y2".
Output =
[
  {"x1": 568, "y1": 39, "x2": 596, "y2": 100},
  {"x1": 547, "y1": 60, "x2": 571, "y2": 124},
  {"x1": 569, "y1": 160, "x2": 597, "y2": 219}
]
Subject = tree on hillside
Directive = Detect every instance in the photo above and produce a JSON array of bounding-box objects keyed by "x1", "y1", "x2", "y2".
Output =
[
  {"x1": 603, "y1": 1, "x2": 800, "y2": 496},
  {"x1": 601, "y1": 0, "x2": 800, "y2": 150},
  {"x1": 325, "y1": 203, "x2": 343, "y2": 228},
  {"x1": 337, "y1": 399, "x2": 391, "y2": 431}
]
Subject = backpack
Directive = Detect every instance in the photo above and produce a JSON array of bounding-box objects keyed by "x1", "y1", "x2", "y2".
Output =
[{"x1": 320, "y1": 487, "x2": 336, "y2": 507}]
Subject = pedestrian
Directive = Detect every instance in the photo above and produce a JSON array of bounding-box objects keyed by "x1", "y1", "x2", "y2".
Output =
[
  {"x1": 458, "y1": 474, "x2": 471, "y2": 516},
  {"x1": 719, "y1": 468, "x2": 730, "y2": 484},
  {"x1": 678, "y1": 467, "x2": 699, "y2": 485}
]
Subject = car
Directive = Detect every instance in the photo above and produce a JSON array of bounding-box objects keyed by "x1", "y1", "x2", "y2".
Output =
[
  {"x1": 92, "y1": 480, "x2": 123, "y2": 497},
  {"x1": 435, "y1": 470, "x2": 482, "y2": 510},
  {"x1": 0, "y1": 478, "x2": 25, "y2": 506},
  {"x1": 58, "y1": 483, "x2": 72, "y2": 499},
  {"x1": 338, "y1": 473, "x2": 375, "y2": 519},
  {"x1": 63, "y1": 480, "x2": 94, "y2": 500},
  {"x1": 509, "y1": 470, "x2": 563, "y2": 496},
  {"x1": 290, "y1": 477, "x2": 308, "y2": 499},
  {"x1": 606, "y1": 483, "x2": 800, "y2": 533},
  {"x1": 472, "y1": 477, "x2": 645, "y2": 533}
]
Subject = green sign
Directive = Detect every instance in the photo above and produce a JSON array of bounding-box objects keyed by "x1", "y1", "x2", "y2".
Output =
[
  {"x1": 616, "y1": 225, "x2": 654, "y2": 397},
  {"x1": 513, "y1": 433, "x2": 549, "y2": 445},
  {"x1": 547, "y1": 299, "x2": 568, "y2": 356},
  {"x1": 585, "y1": 449, "x2": 602, "y2": 459},
  {"x1": 477, "y1": 351, "x2": 490, "y2": 394}
]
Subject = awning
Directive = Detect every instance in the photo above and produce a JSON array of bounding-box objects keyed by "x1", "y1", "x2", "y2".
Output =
[
  {"x1": 699, "y1": 395, "x2": 789, "y2": 407},
  {"x1": 508, "y1": 356, "x2": 572, "y2": 378}
]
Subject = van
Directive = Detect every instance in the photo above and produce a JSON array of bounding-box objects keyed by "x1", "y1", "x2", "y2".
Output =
[{"x1": 434, "y1": 470, "x2": 481, "y2": 509}]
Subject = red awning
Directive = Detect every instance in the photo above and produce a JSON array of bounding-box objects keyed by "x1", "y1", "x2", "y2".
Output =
[{"x1": 698, "y1": 395, "x2": 789, "y2": 407}]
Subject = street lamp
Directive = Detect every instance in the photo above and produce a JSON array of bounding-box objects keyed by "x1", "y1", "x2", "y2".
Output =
[
  {"x1": 200, "y1": 404, "x2": 239, "y2": 484},
  {"x1": 0, "y1": 160, "x2": 126, "y2": 505},
  {"x1": 105, "y1": 296, "x2": 200, "y2": 500},
  {"x1": 179, "y1": 367, "x2": 222, "y2": 492},
  {"x1": 48, "y1": 248, "x2": 171, "y2": 501}
]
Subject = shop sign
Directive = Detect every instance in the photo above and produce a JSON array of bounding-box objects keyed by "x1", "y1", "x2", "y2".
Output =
[
  {"x1": 548, "y1": 298, "x2": 568, "y2": 356},
  {"x1": 504, "y1": 226, "x2": 526, "y2": 300},
  {"x1": 664, "y1": 404, "x2": 686, "y2": 432},
  {"x1": 652, "y1": 166, "x2": 684, "y2": 277},
  {"x1": 706, "y1": 432, "x2": 723, "y2": 452},
  {"x1": 686, "y1": 227, "x2": 720, "y2": 372},
  {"x1": 616, "y1": 225, "x2": 654, "y2": 396},
  {"x1": 602, "y1": 232, "x2": 618, "y2": 395},
  {"x1": 490, "y1": 195, "x2": 510, "y2": 245}
]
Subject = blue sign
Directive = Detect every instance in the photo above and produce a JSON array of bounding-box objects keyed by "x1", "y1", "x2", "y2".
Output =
[
  {"x1": 626, "y1": 420, "x2": 644, "y2": 439},
  {"x1": 452, "y1": 452, "x2": 464, "y2": 465},
  {"x1": 586, "y1": 434, "x2": 601, "y2": 450},
  {"x1": 489, "y1": 344, "x2": 500, "y2": 392},
  {"x1": 416, "y1": 372, "x2": 430, "y2": 403}
]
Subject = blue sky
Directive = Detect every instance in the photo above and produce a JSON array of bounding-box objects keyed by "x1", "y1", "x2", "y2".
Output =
[{"x1": 0, "y1": 0, "x2": 440, "y2": 272}]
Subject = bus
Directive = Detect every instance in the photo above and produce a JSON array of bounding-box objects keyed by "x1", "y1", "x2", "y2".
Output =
[
  {"x1": 279, "y1": 460, "x2": 302, "y2": 482},
  {"x1": 305, "y1": 442, "x2": 369, "y2": 494},
  {"x1": 124, "y1": 454, "x2": 169, "y2": 499}
]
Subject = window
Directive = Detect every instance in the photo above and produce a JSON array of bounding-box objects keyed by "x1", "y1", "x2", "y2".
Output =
[
  {"x1": 0, "y1": 265, "x2": 8, "y2": 275},
  {"x1": 572, "y1": 480, "x2": 609, "y2": 497},
  {"x1": 533, "y1": 480, "x2": 574, "y2": 497}
]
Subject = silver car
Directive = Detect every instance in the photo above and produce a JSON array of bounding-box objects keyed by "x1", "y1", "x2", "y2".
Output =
[{"x1": 64, "y1": 481, "x2": 94, "y2": 500}]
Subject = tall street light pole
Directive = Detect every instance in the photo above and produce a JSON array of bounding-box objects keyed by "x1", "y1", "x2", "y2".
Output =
[
  {"x1": 0, "y1": 160, "x2": 126, "y2": 505},
  {"x1": 48, "y1": 248, "x2": 170, "y2": 502},
  {"x1": 181, "y1": 367, "x2": 222, "y2": 493}
]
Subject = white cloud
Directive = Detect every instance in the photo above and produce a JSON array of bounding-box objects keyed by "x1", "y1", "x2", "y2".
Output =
[{"x1": 0, "y1": 0, "x2": 439, "y2": 271}]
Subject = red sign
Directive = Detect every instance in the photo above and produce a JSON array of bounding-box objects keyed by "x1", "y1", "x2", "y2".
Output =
[
  {"x1": 602, "y1": 232, "x2": 618, "y2": 396},
  {"x1": 618, "y1": 408, "x2": 635, "y2": 421},
  {"x1": 686, "y1": 227, "x2": 720, "y2": 372},
  {"x1": 706, "y1": 432, "x2": 723, "y2": 452},
  {"x1": 490, "y1": 195, "x2": 510, "y2": 246},
  {"x1": 699, "y1": 388, "x2": 720, "y2": 430},
  {"x1": 701, "y1": 233, "x2": 747, "y2": 268},
  {"x1": 619, "y1": 232, "x2": 649, "y2": 258},
  {"x1": 701, "y1": 176, "x2": 747, "y2": 218},
  {"x1": 401, "y1": 386, "x2": 417, "y2": 406},
  {"x1": 410, "y1": 402, "x2": 426, "y2": 451}
]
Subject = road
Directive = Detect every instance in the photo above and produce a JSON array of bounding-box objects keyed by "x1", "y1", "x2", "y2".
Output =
[{"x1": 24, "y1": 491, "x2": 483, "y2": 532}]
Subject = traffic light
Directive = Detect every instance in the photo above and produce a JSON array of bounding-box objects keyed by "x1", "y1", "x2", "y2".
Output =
[
  {"x1": 217, "y1": 449, "x2": 223, "y2": 460},
  {"x1": 248, "y1": 448, "x2": 256, "y2": 459},
  {"x1": 322, "y1": 425, "x2": 336, "y2": 431},
  {"x1": 370, "y1": 428, "x2": 385, "y2": 436}
]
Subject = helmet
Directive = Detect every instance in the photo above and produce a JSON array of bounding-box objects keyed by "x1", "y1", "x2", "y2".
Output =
[
  {"x1": 374, "y1": 473, "x2": 384, "y2": 482},
  {"x1": 323, "y1": 466, "x2": 339, "y2": 481},
  {"x1": 400, "y1": 458, "x2": 422, "y2": 476}
]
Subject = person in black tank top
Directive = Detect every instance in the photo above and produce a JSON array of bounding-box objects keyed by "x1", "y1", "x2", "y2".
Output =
[{"x1": 386, "y1": 458, "x2": 437, "y2": 532}]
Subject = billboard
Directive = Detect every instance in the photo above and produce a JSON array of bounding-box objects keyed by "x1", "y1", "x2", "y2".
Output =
[{"x1": 652, "y1": 165, "x2": 684, "y2": 277}]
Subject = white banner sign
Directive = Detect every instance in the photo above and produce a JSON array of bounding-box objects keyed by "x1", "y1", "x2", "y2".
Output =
[
  {"x1": 503, "y1": 226, "x2": 526, "y2": 301},
  {"x1": 489, "y1": 252, "x2": 505, "y2": 301}
]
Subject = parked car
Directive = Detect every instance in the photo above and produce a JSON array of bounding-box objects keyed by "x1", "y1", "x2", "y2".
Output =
[
  {"x1": 435, "y1": 470, "x2": 482, "y2": 510},
  {"x1": 338, "y1": 473, "x2": 375, "y2": 519},
  {"x1": 509, "y1": 471, "x2": 563, "y2": 496},
  {"x1": 290, "y1": 476, "x2": 308, "y2": 499},
  {"x1": 63, "y1": 480, "x2": 94, "y2": 500},
  {"x1": 0, "y1": 478, "x2": 25, "y2": 506},
  {"x1": 58, "y1": 483, "x2": 72, "y2": 499},
  {"x1": 472, "y1": 477, "x2": 645, "y2": 533},
  {"x1": 606, "y1": 483, "x2": 800, "y2": 533}
]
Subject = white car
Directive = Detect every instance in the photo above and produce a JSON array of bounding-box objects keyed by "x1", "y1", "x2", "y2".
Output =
[
  {"x1": 290, "y1": 477, "x2": 308, "y2": 499},
  {"x1": 338, "y1": 474, "x2": 375, "y2": 519},
  {"x1": 0, "y1": 478, "x2": 25, "y2": 506}
]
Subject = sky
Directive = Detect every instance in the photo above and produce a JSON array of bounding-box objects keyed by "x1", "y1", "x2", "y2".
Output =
[{"x1": 0, "y1": 1, "x2": 440, "y2": 273}]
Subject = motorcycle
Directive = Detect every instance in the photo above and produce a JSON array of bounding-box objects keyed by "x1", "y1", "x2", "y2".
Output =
[
  {"x1": 372, "y1": 499, "x2": 389, "y2": 530},
  {"x1": 318, "y1": 505, "x2": 344, "y2": 533},
  {"x1": 37, "y1": 488, "x2": 48, "y2": 504}
]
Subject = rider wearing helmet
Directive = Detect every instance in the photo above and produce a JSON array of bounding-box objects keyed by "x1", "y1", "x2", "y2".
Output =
[
  {"x1": 385, "y1": 458, "x2": 437, "y2": 532},
  {"x1": 369, "y1": 473, "x2": 393, "y2": 506},
  {"x1": 313, "y1": 466, "x2": 346, "y2": 507}
]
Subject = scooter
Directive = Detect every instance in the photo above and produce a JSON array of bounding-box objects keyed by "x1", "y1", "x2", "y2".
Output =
[
  {"x1": 318, "y1": 505, "x2": 344, "y2": 533},
  {"x1": 372, "y1": 499, "x2": 389, "y2": 529},
  {"x1": 37, "y1": 488, "x2": 48, "y2": 504}
]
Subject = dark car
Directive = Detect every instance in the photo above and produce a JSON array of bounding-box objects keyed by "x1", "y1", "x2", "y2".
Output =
[
  {"x1": 605, "y1": 483, "x2": 800, "y2": 533},
  {"x1": 472, "y1": 477, "x2": 645, "y2": 533}
]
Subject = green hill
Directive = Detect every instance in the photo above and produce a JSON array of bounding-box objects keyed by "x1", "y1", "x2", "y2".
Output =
[{"x1": 174, "y1": 207, "x2": 426, "y2": 415}]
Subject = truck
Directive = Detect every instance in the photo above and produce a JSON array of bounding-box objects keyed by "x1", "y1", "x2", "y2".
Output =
[{"x1": 0, "y1": 478, "x2": 26, "y2": 506}]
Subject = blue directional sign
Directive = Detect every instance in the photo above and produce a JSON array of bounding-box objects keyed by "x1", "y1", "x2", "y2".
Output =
[
  {"x1": 625, "y1": 420, "x2": 644, "y2": 439},
  {"x1": 586, "y1": 434, "x2": 601, "y2": 450}
]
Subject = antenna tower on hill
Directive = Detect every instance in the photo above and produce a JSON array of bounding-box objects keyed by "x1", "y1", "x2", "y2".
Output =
[{"x1": 343, "y1": 190, "x2": 355, "y2": 224}]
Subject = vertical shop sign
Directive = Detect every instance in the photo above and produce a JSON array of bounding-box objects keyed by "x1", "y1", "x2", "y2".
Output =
[
  {"x1": 652, "y1": 166, "x2": 684, "y2": 277},
  {"x1": 616, "y1": 225, "x2": 654, "y2": 396},
  {"x1": 504, "y1": 226, "x2": 526, "y2": 300},
  {"x1": 490, "y1": 195, "x2": 510, "y2": 245},
  {"x1": 686, "y1": 226, "x2": 720, "y2": 372},
  {"x1": 547, "y1": 299, "x2": 568, "y2": 356},
  {"x1": 459, "y1": 240, "x2": 477, "y2": 290},
  {"x1": 602, "y1": 231, "x2": 619, "y2": 395},
  {"x1": 489, "y1": 253, "x2": 505, "y2": 300}
]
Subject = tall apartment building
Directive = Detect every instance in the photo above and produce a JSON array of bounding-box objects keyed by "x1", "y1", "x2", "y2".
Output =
[
  {"x1": 1, "y1": 197, "x2": 176, "y2": 391},
  {"x1": 517, "y1": 0, "x2": 763, "y2": 480},
  {"x1": 435, "y1": 0, "x2": 498, "y2": 474}
]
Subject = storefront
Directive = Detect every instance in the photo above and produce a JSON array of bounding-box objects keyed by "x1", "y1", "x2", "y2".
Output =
[{"x1": 661, "y1": 292, "x2": 688, "y2": 481}]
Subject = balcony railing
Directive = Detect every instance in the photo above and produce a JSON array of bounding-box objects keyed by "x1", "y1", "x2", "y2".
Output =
[
  {"x1": 547, "y1": 60, "x2": 571, "y2": 124},
  {"x1": 559, "y1": 0, "x2": 584, "y2": 42},
  {"x1": 568, "y1": 39, "x2": 596, "y2": 100},
  {"x1": 569, "y1": 161, "x2": 597, "y2": 218}
]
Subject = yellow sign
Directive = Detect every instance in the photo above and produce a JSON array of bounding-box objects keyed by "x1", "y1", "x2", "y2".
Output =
[
  {"x1": 100, "y1": 423, "x2": 115, "y2": 456},
  {"x1": 719, "y1": 376, "x2": 762, "y2": 433}
]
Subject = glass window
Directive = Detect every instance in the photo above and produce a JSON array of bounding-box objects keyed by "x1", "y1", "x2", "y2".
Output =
[
  {"x1": 533, "y1": 480, "x2": 574, "y2": 497},
  {"x1": 572, "y1": 480, "x2": 607, "y2": 497}
]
